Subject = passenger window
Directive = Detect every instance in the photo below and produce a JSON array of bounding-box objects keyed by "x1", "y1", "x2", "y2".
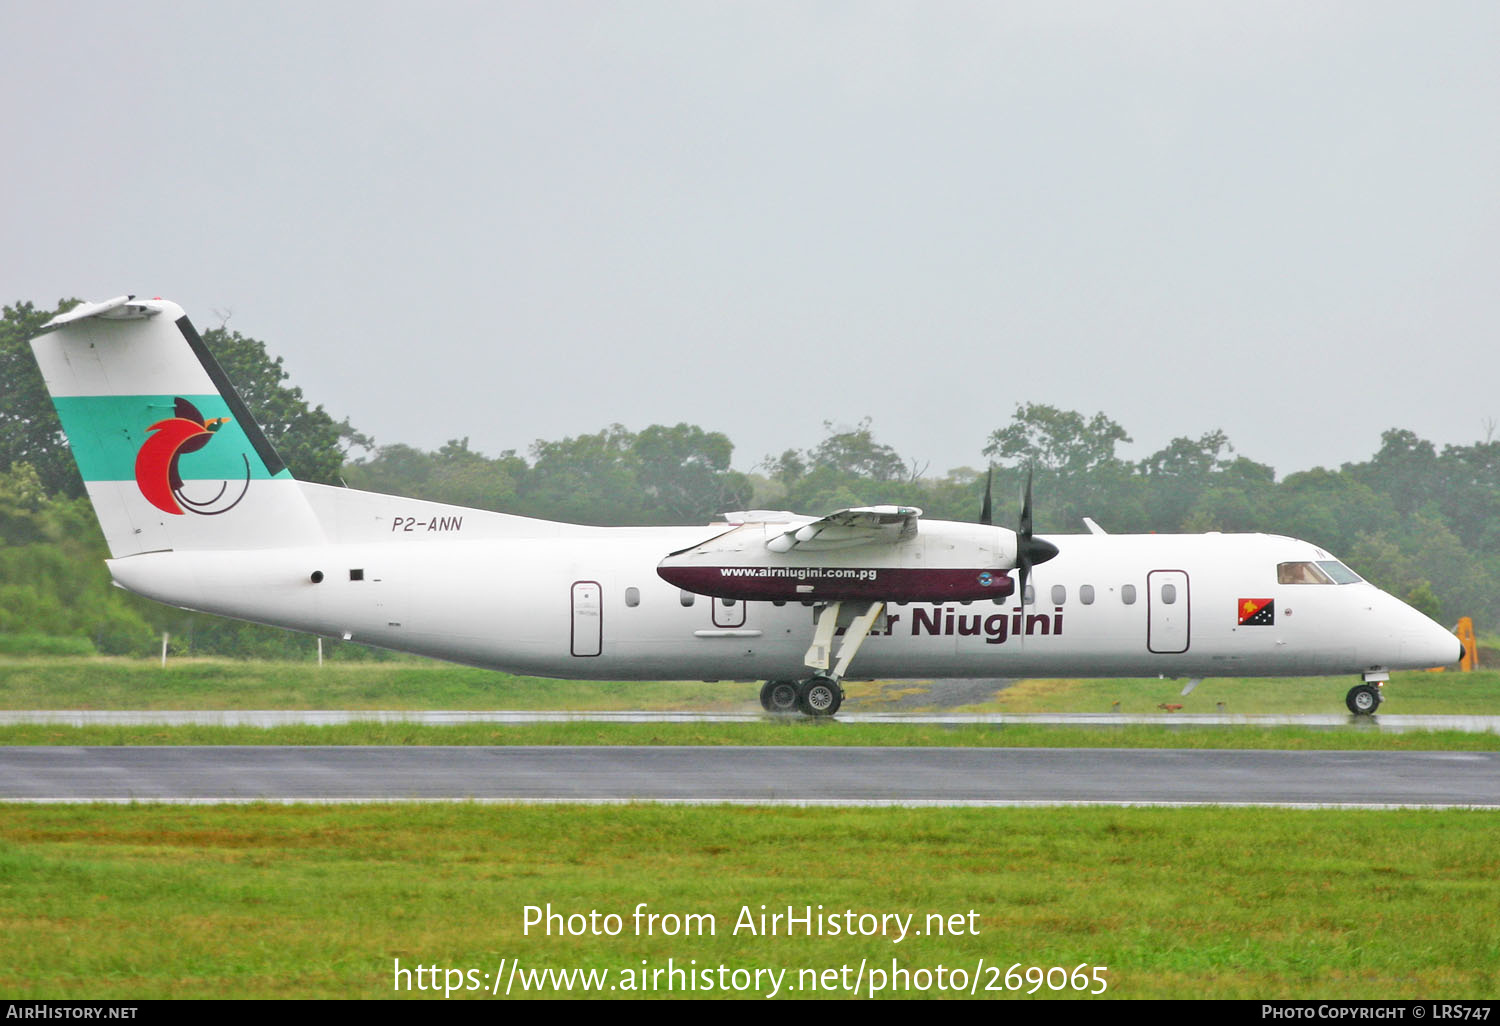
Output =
[
  {"x1": 679, "y1": 590, "x2": 696, "y2": 607},
  {"x1": 1278, "y1": 561, "x2": 1334, "y2": 585},
  {"x1": 1079, "y1": 585, "x2": 1095, "y2": 605},
  {"x1": 1051, "y1": 584, "x2": 1066, "y2": 605},
  {"x1": 625, "y1": 587, "x2": 640, "y2": 608},
  {"x1": 1161, "y1": 583, "x2": 1176, "y2": 604},
  {"x1": 1121, "y1": 584, "x2": 1137, "y2": 605},
  {"x1": 721, "y1": 598, "x2": 737, "y2": 607},
  {"x1": 1023, "y1": 585, "x2": 1035, "y2": 604}
]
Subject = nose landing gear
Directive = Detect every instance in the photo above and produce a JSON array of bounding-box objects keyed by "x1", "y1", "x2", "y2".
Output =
[
  {"x1": 1347, "y1": 671, "x2": 1388, "y2": 716},
  {"x1": 1346, "y1": 684, "x2": 1382, "y2": 715}
]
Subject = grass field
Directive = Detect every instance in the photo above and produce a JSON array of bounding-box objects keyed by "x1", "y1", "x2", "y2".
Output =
[
  {"x1": 0, "y1": 657, "x2": 758, "y2": 711},
  {"x1": 950, "y1": 670, "x2": 1500, "y2": 715},
  {"x1": 2, "y1": 656, "x2": 1496, "y2": 715},
  {"x1": 2, "y1": 803, "x2": 1498, "y2": 1000}
]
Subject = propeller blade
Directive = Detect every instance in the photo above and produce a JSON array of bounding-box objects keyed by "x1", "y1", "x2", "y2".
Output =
[
  {"x1": 1019, "y1": 467, "x2": 1033, "y2": 540},
  {"x1": 1013, "y1": 468, "x2": 1059, "y2": 605},
  {"x1": 1017, "y1": 468, "x2": 1034, "y2": 605},
  {"x1": 979, "y1": 466, "x2": 993, "y2": 526}
]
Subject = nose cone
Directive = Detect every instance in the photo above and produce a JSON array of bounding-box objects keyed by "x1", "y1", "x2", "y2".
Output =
[
  {"x1": 1398, "y1": 607, "x2": 1464, "y2": 669},
  {"x1": 1355, "y1": 587, "x2": 1463, "y2": 670}
]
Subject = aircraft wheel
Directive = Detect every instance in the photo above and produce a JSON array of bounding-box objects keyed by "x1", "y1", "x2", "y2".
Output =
[
  {"x1": 759, "y1": 679, "x2": 800, "y2": 715},
  {"x1": 797, "y1": 675, "x2": 843, "y2": 717},
  {"x1": 1346, "y1": 684, "x2": 1381, "y2": 716}
]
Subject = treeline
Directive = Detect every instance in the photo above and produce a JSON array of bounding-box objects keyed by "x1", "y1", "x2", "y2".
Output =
[{"x1": 1, "y1": 299, "x2": 1495, "y2": 657}]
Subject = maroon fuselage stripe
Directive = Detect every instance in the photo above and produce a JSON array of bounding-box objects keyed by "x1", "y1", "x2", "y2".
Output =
[{"x1": 656, "y1": 566, "x2": 1015, "y2": 603}]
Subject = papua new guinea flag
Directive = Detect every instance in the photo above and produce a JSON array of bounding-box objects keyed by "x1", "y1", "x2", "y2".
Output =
[{"x1": 1238, "y1": 598, "x2": 1275, "y2": 626}]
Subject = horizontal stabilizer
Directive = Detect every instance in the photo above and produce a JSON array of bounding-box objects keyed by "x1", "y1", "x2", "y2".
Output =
[{"x1": 35, "y1": 295, "x2": 160, "y2": 331}]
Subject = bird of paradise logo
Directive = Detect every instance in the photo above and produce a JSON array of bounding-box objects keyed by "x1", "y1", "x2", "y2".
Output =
[{"x1": 133, "y1": 398, "x2": 251, "y2": 515}]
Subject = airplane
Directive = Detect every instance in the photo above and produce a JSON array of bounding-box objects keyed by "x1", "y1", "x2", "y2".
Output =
[{"x1": 30, "y1": 295, "x2": 1462, "y2": 718}]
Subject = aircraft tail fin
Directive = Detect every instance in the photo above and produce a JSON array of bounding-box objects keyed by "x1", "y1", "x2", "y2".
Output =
[{"x1": 31, "y1": 296, "x2": 325, "y2": 557}]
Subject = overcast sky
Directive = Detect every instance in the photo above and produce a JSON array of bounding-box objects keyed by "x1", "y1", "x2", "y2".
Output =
[{"x1": 5, "y1": 2, "x2": 1498, "y2": 482}]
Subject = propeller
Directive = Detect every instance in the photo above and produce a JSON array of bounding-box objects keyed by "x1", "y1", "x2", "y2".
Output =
[
  {"x1": 1014, "y1": 468, "x2": 1059, "y2": 606},
  {"x1": 977, "y1": 466, "x2": 1059, "y2": 604}
]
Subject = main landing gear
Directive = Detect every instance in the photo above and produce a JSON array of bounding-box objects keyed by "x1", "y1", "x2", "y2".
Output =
[
  {"x1": 758, "y1": 676, "x2": 843, "y2": 717},
  {"x1": 1346, "y1": 671, "x2": 1388, "y2": 716},
  {"x1": 759, "y1": 679, "x2": 800, "y2": 715},
  {"x1": 759, "y1": 599, "x2": 882, "y2": 718}
]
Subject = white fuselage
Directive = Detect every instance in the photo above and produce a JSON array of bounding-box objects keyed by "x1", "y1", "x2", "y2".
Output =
[{"x1": 106, "y1": 512, "x2": 1461, "y2": 681}]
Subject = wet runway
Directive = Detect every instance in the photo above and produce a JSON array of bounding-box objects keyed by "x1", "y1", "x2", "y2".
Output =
[
  {"x1": 4, "y1": 708, "x2": 1500, "y2": 733},
  {"x1": 3, "y1": 745, "x2": 1497, "y2": 808}
]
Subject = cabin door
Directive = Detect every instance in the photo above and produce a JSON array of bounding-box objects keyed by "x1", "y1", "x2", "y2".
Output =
[
  {"x1": 1146, "y1": 570, "x2": 1190, "y2": 654},
  {"x1": 571, "y1": 580, "x2": 602, "y2": 657}
]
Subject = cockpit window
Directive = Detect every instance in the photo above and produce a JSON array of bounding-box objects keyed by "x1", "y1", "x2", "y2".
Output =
[
  {"x1": 1278, "y1": 561, "x2": 1335, "y2": 585},
  {"x1": 1316, "y1": 560, "x2": 1362, "y2": 584}
]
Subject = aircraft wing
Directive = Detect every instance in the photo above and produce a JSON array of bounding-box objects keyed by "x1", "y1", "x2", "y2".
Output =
[{"x1": 764, "y1": 504, "x2": 922, "y2": 553}]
